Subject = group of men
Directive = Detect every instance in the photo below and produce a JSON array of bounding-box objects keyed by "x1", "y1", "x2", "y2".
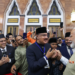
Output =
[
  {"x1": 0, "y1": 33, "x2": 31, "y2": 75},
  {"x1": 0, "y1": 27, "x2": 75, "y2": 75}
]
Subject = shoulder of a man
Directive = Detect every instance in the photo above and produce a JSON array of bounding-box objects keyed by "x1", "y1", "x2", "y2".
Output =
[
  {"x1": 27, "y1": 43, "x2": 36, "y2": 52},
  {"x1": 6, "y1": 45, "x2": 15, "y2": 51},
  {"x1": 59, "y1": 45, "x2": 66, "y2": 50},
  {"x1": 45, "y1": 43, "x2": 50, "y2": 46},
  {"x1": 15, "y1": 46, "x2": 21, "y2": 52}
]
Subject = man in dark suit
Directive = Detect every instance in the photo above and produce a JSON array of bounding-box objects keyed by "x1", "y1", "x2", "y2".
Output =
[
  {"x1": 26, "y1": 27, "x2": 58, "y2": 75},
  {"x1": 0, "y1": 34, "x2": 15, "y2": 75},
  {"x1": 59, "y1": 32, "x2": 75, "y2": 59}
]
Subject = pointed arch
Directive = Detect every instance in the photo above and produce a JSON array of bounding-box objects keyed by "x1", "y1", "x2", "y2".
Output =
[
  {"x1": 27, "y1": 0, "x2": 41, "y2": 15},
  {"x1": 48, "y1": 0, "x2": 61, "y2": 15},
  {"x1": 47, "y1": 0, "x2": 63, "y2": 16},
  {"x1": 9, "y1": 2, "x2": 20, "y2": 15},
  {"x1": 24, "y1": 0, "x2": 43, "y2": 33},
  {"x1": 47, "y1": 0, "x2": 65, "y2": 38},
  {"x1": 4, "y1": 0, "x2": 20, "y2": 36},
  {"x1": 7, "y1": 0, "x2": 21, "y2": 16},
  {"x1": 25, "y1": 0, "x2": 43, "y2": 15}
]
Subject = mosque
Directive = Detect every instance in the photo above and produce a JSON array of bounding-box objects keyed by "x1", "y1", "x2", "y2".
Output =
[{"x1": 0, "y1": 0, "x2": 75, "y2": 38}]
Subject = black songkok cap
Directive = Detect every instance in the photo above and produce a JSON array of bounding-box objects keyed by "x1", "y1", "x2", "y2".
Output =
[
  {"x1": 65, "y1": 32, "x2": 70, "y2": 37},
  {"x1": 0, "y1": 34, "x2": 5, "y2": 39},
  {"x1": 48, "y1": 38, "x2": 57, "y2": 43},
  {"x1": 36, "y1": 27, "x2": 47, "y2": 35}
]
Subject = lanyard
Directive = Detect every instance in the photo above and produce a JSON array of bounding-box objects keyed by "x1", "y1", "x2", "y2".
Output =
[{"x1": 35, "y1": 42, "x2": 45, "y2": 55}]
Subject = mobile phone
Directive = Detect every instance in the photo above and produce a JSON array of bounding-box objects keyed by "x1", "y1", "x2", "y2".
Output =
[
  {"x1": 53, "y1": 32, "x2": 56, "y2": 34},
  {"x1": 23, "y1": 33, "x2": 27, "y2": 39},
  {"x1": 2, "y1": 52, "x2": 7, "y2": 57},
  {"x1": 12, "y1": 40, "x2": 15, "y2": 43},
  {"x1": 60, "y1": 22, "x2": 63, "y2": 28}
]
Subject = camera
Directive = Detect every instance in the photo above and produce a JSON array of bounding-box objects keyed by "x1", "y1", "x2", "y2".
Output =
[{"x1": 2, "y1": 51, "x2": 7, "y2": 57}]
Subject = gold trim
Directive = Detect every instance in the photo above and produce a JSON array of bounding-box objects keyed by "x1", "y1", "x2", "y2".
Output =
[{"x1": 50, "y1": 19, "x2": 61, "y2": 23}]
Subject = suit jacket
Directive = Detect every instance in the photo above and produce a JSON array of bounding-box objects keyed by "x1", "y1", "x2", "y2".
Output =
[
  {"x1": 63, "y1": 53, "x2": 75, "y2": 75},
  {"x1": 0, "y1": 45, "x2": 15, "y2": 75},
  {"x1": 26, "y1": 43, "x2": 52, "y2": 75},
  {"x1": 59, "y1": 45, "x2": 70, "y2": 59}
]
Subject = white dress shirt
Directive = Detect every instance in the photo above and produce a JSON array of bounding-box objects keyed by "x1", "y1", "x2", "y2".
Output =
[
  {"x1": 60, "y1": 56, "x2": 69, "y2": 65},
  {"x1": 58, "y1": 44, "x2": 62, "y2": 47},
  {"x1": 0, "y1": 47, "x2": 7, "y2": 53},
  {"x1": 60, "y1": 46, "x2": 75, "y2": 66},
  {"x1": 67, "y1": 46, "x2": 75, "y2": 56}
]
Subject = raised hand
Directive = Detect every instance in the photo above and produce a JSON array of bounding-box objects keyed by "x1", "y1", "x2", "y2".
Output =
[{"x1": 46, "y1": 48, "x2": 58, "y2": 59}]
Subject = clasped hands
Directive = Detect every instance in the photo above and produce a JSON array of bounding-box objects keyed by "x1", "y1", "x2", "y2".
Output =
[
  {"x1": 0, "y1": 55, "x2": 10, "y2": 66},
  {"x1": 46, "y1": 48, "x2": 62, "y2": 60}
]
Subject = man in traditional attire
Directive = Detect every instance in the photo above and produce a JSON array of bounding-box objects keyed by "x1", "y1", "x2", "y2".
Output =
[
  {"x1": 11, "y1": 35, "x2": 31, "y2": 75},
  {"x1": 0, "y1": 34, "x2": 15, "y2": 75},
  {"x1": 26, "y1": 27, "x2": 58, "y2": 75}
]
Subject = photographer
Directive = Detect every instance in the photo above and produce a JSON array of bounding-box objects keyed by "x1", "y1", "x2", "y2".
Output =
[{"x1": 57, "y1": 37, "x2": 63, "y2": 48}]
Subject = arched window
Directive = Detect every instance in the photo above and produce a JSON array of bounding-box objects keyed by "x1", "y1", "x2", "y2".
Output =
[
  {"x1": 27, "y1": 0, "x2": 41, "y2": 15},
  {"x1": 24, "y1": 0, "x2": 42, "y2": 35},
  {"x1": 4, "y1": 0, "x2": 20, "y2": 36},
  {"x1": 9, "y1": 2, "x2": 19, "y2": 15},
  {"x1": 48, "y1": 1, "x2": 60, "y2": 15},
  {"x1": 47, "y1": 0, "x2": 64, "y2": 38}
]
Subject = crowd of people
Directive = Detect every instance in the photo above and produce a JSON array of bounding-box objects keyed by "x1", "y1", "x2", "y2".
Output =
[{"x1": 0, "y1": 27, "x2": 75, "y2": 75}]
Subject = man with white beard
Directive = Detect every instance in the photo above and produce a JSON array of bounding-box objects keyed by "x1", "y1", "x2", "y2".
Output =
[
  {"x1": 70, "y1": 28, "x2": 75, "y2": 48},
  {"x1": 59, "y1": 32, "x2": 75, "y2": 59},
  {"x1": 56, "y1": 28, "x2": 75, "y2": 75}
]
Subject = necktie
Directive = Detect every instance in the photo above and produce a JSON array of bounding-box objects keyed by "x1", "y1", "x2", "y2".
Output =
[{"x1": 69, "y1": 47, "x2": 73, "y2": 56}]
